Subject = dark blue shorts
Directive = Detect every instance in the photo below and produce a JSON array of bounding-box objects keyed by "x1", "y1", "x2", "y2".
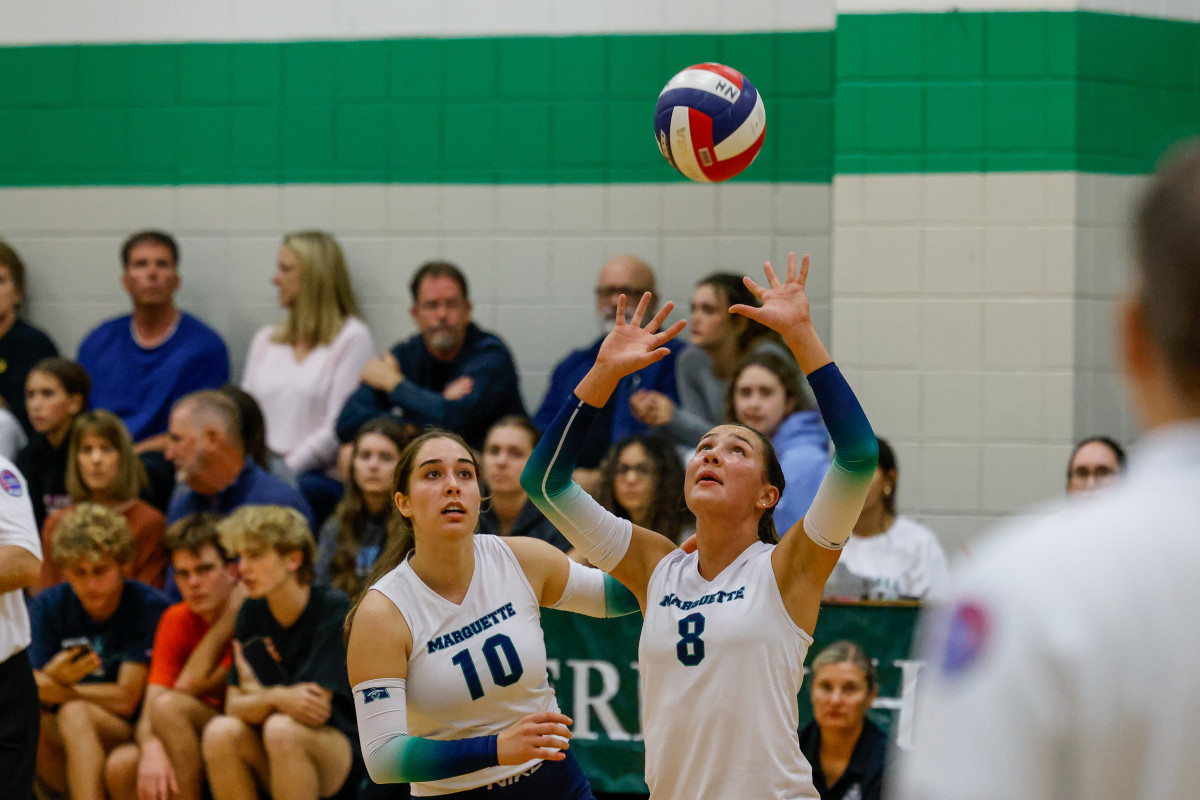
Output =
[{"x1": 445, "y1": 751, "x2": 594, "y2": 800}]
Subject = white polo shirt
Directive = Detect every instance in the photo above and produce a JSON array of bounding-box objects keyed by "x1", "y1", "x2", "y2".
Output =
[
  {"x1": 0, "y1": 457, "x2": 41, "y2": 662},
  {"x1": 897, "y1": 422, "x2": 1200, "y2": 800}
]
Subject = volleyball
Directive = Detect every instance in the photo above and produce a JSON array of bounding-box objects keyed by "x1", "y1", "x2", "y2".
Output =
[{"x1": 654, "y1": 62, "x2": 767, "y2": 183}]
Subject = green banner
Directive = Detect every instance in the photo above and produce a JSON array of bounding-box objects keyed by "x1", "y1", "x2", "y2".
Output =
[{"x1": 542, "y1": 601, "x2": 922, "y2": 795}]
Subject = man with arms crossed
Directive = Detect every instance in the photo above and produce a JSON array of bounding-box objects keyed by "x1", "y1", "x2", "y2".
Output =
[
  {"x1": 898, "y1": 142, "x2": 1200, "y2": 799},
  {"x1": 104, "y1": 514, "x2": 242, "y2": 800}
]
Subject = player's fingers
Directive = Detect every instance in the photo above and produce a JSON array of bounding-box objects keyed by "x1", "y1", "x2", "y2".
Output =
[
  {"x1": 529, "y1": 722, "x2": 572, "y2": 739},
  {"x1": 785, "y1": 252, "x2": 797, "y2": 283},
  {"x1": 741, "y1": 275, "x2": 766, "y2": 299},
  {"x1": 614, "y1": 293, "x2": 627, "y2": 326},
  {"x1": 531, "y1": 734, "x2": 570, "y2": 750},
  {"x1": 644, "y1": 299, "x2": 675, "y2": 334},
  {"x1": 728, "y1": 303, "x2": 762, "y2": 321},
  {"x1": 629, "y1": 291, "x2": 653, "y2": 328},
  {"x1": 798, "y1": 253, "x2": 810, "y2": 285},
  {"x1": 650, "y1": 318, "x2": 687, "y2": 348},
  {"x1": 525, "y1": 710, "x2": 573, "y2": 726},
  {"x1": 762, "y1": 260, "x2": 781, "y2": 288}
]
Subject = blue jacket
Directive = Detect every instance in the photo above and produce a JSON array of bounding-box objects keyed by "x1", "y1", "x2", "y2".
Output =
[
  {"x1": 532, "y1": 336, "x2": 682, "y2": 469},
  {"x1": 337, "y1": 323, "x2": 524, "y2": 450},
  {"x1": 167, "y1": 458, "x2": 314, "y2": 529},
  {"x1": 772, "y1": 410, "x2": 832, "y2": 535}
]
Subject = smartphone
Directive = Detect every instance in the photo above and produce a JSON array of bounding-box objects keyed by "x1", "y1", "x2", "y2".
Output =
[
  {"x1": 240, "y1": 637, "x2": 288, "y2": 685},
  {"x1": 61, "y1": 636, "x2": 94, "y2": 660}
]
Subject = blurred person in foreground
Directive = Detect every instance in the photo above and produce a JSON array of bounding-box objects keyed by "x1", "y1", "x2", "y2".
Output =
[{"x1": 897, "y1": 141, "x2": 1200, "y2": 799}]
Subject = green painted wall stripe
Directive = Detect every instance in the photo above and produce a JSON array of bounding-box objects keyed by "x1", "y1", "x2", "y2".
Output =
[
  {"x1": 836, "y1": 11, "x2": 1200, "y2": 175},
  {"x1": 0, "y1": 32, "x2": 833, "y2": 187}
]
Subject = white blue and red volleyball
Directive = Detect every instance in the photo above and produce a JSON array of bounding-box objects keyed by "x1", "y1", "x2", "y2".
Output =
[{"x1": 654, "y1": 62, "x2": 767, "y2": 183}]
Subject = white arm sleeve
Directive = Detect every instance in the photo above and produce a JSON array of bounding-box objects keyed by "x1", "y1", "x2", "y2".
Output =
[
  {"x1": 549, "y1": 559, "x2": 608, "y2": 617},
  {"x1": 353, "y1": 677, "x2": 409, "y2": 777},
  {"x1": 540, "y1": 483, "x2": 633, "y2": 573}
]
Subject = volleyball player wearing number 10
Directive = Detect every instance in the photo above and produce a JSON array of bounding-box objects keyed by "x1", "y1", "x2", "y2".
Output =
[{"x1": 523, "y1": 254, "x2": 878, "y2": 800}]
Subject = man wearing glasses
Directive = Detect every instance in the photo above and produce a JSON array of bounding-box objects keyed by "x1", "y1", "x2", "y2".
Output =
[
  {"x1": 337, "y1": 261, "x2": 524, "y2": 450},
  {"x1": 532, "y1": 255, "x2": 682, "y2": 493}
]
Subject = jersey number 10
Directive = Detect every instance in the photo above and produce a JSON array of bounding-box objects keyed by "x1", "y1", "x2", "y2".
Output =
[{"x1": 451, "y1": 633, "x2": 524, "y2": 700}]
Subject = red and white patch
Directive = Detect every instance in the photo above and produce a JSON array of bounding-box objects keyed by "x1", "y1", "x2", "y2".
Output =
[
  {"x1": 940, "y1": 600, "x2": 991, "y2": 677},
  {"x1": 0, "y1": 469, "x2": 23, "y2": 497}
]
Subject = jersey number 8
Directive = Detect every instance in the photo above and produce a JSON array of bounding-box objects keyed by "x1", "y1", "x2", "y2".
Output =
[
  {"x1": 451, "y1": 633, "x2": 524, "y2": 701},
  {"x1": 676, "y1": 612, "x2": 705, "y2": 666}
]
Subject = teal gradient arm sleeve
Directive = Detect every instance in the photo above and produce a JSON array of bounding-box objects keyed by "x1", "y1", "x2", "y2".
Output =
[
  {"x1": 801, "y1": 363, "x2": 878, "y2": 548},
  {"x1": 521, "y1": 396, "x2": 634, "y2": 572},
  {"x1": 549, "y1": 560, "x2": 641, "y2": 617},
  {"x1": 354, "y1": 678, "x2": 498, "y2": 784}
]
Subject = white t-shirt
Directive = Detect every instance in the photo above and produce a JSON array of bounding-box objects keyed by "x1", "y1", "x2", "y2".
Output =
[
  {"x1": 369, "y1": 535, "x2": 558, "y2": 796},
  {"x1": 640, "y1": 542, "x2": 818, "y2": 800},
  {"x1": 897, "y1": 422, "x2": 1200, "y2": 800},
  {"x1": 0, "y1": 457, "x2": 41, "y2": 661},
  {"x1": 242, "y1": 316, "x2": 374, "y2": 475},
  {"x1": 839, "y1": 516, "x2": 950, "y2": 601}
]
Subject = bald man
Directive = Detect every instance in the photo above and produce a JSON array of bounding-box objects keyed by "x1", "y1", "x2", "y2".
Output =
[{"x1": 532, "y1": 256, "x2": 684, "y2": 487}]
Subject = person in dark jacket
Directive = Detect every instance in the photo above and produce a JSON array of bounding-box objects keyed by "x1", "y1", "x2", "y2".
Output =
[
  {"x1": 336, "y1": 261, "x2": 523, "y2": 451},
  {"x1": 478, "y1": 416, "x2": 571, "y2": 552},
  {"x1": 799, "y1": 641, "x2": 888, "y2": 800}
]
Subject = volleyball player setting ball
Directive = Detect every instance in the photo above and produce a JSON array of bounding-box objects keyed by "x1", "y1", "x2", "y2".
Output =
[{"x1": 523, "y1": 254, "x2": 878, "y2": 799}]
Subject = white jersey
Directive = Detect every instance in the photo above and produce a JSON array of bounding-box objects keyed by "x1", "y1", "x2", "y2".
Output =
[
  {"x1": 0, "y1": 458, "x2": 40, "y2": 662},
  {"x1": 839, "y1": 516, "x2": 950, "y2": 600},
  {"x1": 640, "y1": 541, "x2": 818, "y2": 800},
  {"x1": 898, "y1": 422, "x2": 1200, "y2": 800},
  {"x1": 370, "y1": 535, "x2": 558, "y2": 796}
]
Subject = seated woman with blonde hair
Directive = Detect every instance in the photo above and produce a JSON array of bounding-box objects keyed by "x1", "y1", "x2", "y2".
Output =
[{"x1": 36, "y1": 410, "x2": 168, "y2": 592}]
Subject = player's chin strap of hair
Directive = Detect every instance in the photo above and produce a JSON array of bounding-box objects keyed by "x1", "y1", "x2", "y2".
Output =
[
  {"x1": 520, "y1": 396, "x2": 633, "y2": 573},
  {"x1": 353, "y1": 678, "x2": 499, "y2": 784},
  {"x1": 801, "y1": 362, "x2": 878, "y2": 550}
]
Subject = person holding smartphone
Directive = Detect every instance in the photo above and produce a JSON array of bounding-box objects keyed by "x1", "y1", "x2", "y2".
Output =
[
  {"x1": 27, "y1": 503, "x2": 169, "y2": 800},
  {"x1": 201, "y1": 505, "x2": 360, "y2": 800}
]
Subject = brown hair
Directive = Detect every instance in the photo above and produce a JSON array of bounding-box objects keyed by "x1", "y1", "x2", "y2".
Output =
[
  {"x1": 121, "y1": 230, "x2": 178, "y2": 268},
  {"x1": 326, "y1": 419, "x2": 412, "y2": 597},
  {"x1": 65, "y1": 410, "x2": 147, "y2": 502},
  {"x1": 218, "y1": 505, "x2": 316, "y2": 586},
  {"x1": 344, "y1": 429, "x2": 481, "y2": 641},
  {"x1": 52, "y1": 503, "x2": 137, "y2": 566},
  {"x1": 164, "y1": 514, "x2": 230, "y2": 561},
  {"x1": 30, "y1": 358, "x2": 91, "y2": 404},
  {"x1": 594, "y1": 435, "x2": 692, "y2": 543},
  {"x1": 724, "y1": 349, "x2": 810, "y2": 424},
  {"x1": 0, "y1": 238, "x2": 27, "y2": 304},
  {"x1": 1134, "y1": 140, "x2": 1200, "y2": 397},
  {"x1": 409, "y1": 260, "x2": 469, "y2": 302},
  {"x1": 696, "y1": 272, "x2": 780, "y2": 355}
]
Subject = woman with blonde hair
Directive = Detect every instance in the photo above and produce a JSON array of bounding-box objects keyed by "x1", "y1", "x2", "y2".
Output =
[
  {"x1": 36, "y1": 409, "x2": 168, "y2": 591},
  {"x1": 242, "y1": 230, "x2": 375, "y2": 525}
]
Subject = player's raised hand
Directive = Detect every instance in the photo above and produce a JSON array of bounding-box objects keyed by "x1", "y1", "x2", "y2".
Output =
[
  {"x1": 730, "y1": 252, "x2": 812, "y2": 336},
  {"x1": 497, "y1": 711, "x2": 574, "y2": 764},
  {"x1": 594, "y1": 293, "x2": 687, "y2": 379}
]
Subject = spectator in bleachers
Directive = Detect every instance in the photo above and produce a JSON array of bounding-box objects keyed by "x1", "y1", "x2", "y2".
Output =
[
  {"x1": 314, "y1": 419, "x2": 409, "y2": 595},
  {"x1": 219, "y1": 384, "x2": 296, "y2": 487},
  {"x1": 28, "y1": 503, "x2": 169, "y2": 800},
  {"x1": 478, "y1": 415, "x2": 572, "y2": 551},
  {"x1": 533, "y1": 255, "x2": 681, "y2": 492},
  {"x1": 594, "y1": 434, "x2": 693, "y2": 545},
  {"x1": 631, "y1": 271, "x2": 790, "y2": 446},
  {"x1": 16, "y1": 357, "x2": 89, "y2": 528},
  {"x1": 727, "y1": 349, "x2": 831, "y2": 534},
  {"x1": 336, "y1": 260, "x2": 524, "y2": 451},
  {"x1": 0, "y1": 238, "x2": 60, "y2": 440},
  {"x1": 78, "y1": 230, "x2": 230, "y2": 510},
  {"x1": 37, "y1": 410, "x2": 168, "y2": 592},
  {"x1": 103, "y1": 514, "x2": 241, "y2": 800},
  {"x1": 165, "y1": 391, "x2": 313, "y2": 528},
  {"x1": 798, "y1": 640, "x2": 887, "y2": 800},
  {"x1": 838, "y1": 436, "x2": 949, "y2": 601},
  {"x1": 1066, "y1": 435, "x2": 1126, "y2": 497},
  {"x1": 204, "y1": 505, "x2": 359, "y2": 800},
  {"x1": 242, "y1": 231, "x2": 374, "y2": 528}
]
